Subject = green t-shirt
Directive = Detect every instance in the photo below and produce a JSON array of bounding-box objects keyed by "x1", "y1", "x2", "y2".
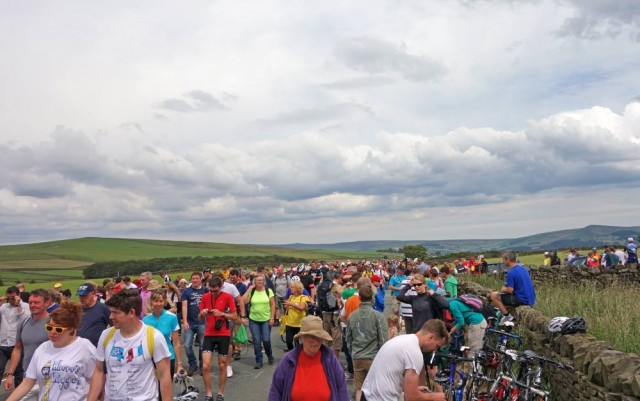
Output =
[
  {"x1": 249, "y1": 288, "x2": 274, "y2": 322},
  {"x1": 342, "y1": 287, "x2": 358, "y2": 300}
]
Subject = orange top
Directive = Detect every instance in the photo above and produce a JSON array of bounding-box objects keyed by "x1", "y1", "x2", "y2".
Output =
[
  {"x1": 291, "y1": 350, "x2": 331, "y2": 401},
  {"x1": 344, "y1": 295, "x2": 361, "y2": 320}
]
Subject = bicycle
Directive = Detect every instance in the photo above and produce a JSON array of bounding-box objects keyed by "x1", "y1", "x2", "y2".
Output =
[{"x1": 432, "y1": 348, "x2": 472, "y2": 401}]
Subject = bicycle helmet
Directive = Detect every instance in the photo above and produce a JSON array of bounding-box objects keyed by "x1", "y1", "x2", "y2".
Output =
[
  {"x1": 296, "y1": 264, "x2": 307, "y2": 273},
  {"x1": 560, "y1": 317, "x2": 587, "y2": 334},
  {"x1": 173, "y1": 386, "x2": 199, "y2": 401},
  {"x1": 434, "y1": 370, "x2": 450, "y2": 384},
  {"x1": 548, "y1": 317, "x2": 569, "y2": 333},
  {"x1": 290, "y1": 275, "x2": 301, "y2": 282}
]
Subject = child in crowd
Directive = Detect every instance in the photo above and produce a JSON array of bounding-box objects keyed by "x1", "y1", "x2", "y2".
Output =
[{"x1": 387, "y1": 314, "x2": 400, "y2": 340}]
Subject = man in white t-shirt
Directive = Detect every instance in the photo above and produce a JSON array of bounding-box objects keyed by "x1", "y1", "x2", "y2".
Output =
[
  {"x1": 88, "y1": 289, "x2": 172, "y2": 401},
  {"x1": 361, "y1": 319, "x2": 449, "y2": 401}
]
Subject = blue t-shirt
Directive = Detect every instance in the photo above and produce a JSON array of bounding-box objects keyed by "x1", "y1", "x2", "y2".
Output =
[
  {"x1": 627, "y1": 243, "x2": 638, "y2": 263},
  {"x1": 143, "y1": 310, "x2": 179, "y2": 360},
  {"x1": 181, "y1": 286, "x2": 207, "y2": 326},
  {"x1": 236, "y1": 282, "x2": 248, "y2": 296},
  {"x1": 505, "y1": 265, "x2": 536, "y2": 306},
  {"x1": 389, "y1": 274, "x2": 406, "y2": 297}
]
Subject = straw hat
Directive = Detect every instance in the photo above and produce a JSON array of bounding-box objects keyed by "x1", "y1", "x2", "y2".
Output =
[
  {"x1": 294, "y1": 316, "x2": 333, "y2": 342},
  {"x1": 147, "y1": 279, "x2": 163, "y2": 291}
]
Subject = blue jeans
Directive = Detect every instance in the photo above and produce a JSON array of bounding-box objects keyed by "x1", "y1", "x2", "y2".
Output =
[
  {"x1": 183, "y1": 322, "x2": 205, "y2": 369},
  {"x1": 249, "y1": 319, "x2": 273, "y2": 364}
]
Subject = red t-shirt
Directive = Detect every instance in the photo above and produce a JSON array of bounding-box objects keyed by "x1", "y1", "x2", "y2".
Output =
[
  {"x1": 199, "y1": 291, "x2": 236, "y2": 336},
  {"x1": 291, "y1": 351, "x2": 330, "y2": 401}
]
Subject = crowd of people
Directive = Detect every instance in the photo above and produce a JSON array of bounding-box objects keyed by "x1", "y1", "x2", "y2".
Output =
[{"x1": 5, "y1": 241, "x2": 638, "y2": 401}]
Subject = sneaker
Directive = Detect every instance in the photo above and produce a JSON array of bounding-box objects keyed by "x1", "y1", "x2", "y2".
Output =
[
  {"x1": 216, "y1": 395, "x2": 224, "y2": 401},
  {"x1": 204, "y1": 396, "x2": 213, "y2": 401},
  {"x1": 226, "y1": 365, "x2": 233, "y2": 378},
  {"x1": 499, "y1": 314, "x2": 515, "y2": 326},
  {"x1": 254, "y1": 362, "x2": 263, "y2": 369},
  {"x1": 187, "y1": 366, "x2": 197, "y2": 377},
  {"x1": 268, "y1": 356, "x2": 275, "y2": 365},
  {"x1": 345, "y1": 372, "x2": 354, "y2": 380},
  {"x1": 232, "y1": 351, "x2": 241, "y2": 360}
]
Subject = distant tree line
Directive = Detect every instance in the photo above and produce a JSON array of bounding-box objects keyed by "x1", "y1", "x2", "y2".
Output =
[{"x1": 82, "y1": 255, "x2": 308, "y2": 279}]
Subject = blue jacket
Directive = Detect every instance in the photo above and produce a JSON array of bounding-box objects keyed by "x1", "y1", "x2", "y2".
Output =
[{"x1": 268, "y1": 344, "x2": 349, "y2": 401}]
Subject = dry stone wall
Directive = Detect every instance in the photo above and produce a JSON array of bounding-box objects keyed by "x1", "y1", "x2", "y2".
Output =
[
  {"x1": 460, "y1": 279, "x2": 640, "y2": 401},
  {"x1": 527, "y1": 263, "x2": 640, "y2": 287}
]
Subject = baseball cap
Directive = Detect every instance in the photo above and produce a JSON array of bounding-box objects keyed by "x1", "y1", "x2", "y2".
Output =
[
  {"x1": 203, "y1": 267, "x2": 212, "y2": 273},
  {"x1": 77, "y1": 283, "x2": 96, "y2": 296},
  {"x1": 54, "y1": 283, "x2": 63, "y2": 289},
  {"x1": 371, "y1": 275, "x2": 382, "y2": 283},
  {"x1": 544, "y1": 251, "x2": 549, "y2": 256}
]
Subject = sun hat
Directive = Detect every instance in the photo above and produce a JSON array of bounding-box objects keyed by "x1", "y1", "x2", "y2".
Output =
[
  {"x1": 54, "y1": 283, "x2": 63, "y2": 289},
  {"x1": 294, "y1": 316, "x2": 333, "y2": 342}
]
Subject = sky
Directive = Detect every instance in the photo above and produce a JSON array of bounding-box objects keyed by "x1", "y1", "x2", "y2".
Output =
[{"x1": 1, "y1": 0, "x2": 640, "y2": 245}]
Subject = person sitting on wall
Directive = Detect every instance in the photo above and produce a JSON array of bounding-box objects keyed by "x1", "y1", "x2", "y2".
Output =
[{"x1": 489, "y1": 250, "x2": 536, "y2": 326}]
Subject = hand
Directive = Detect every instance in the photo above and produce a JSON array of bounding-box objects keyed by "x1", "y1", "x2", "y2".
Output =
[
  {"x1": 432, "y1": 392, "x2": 446, "y2": 401},
  {"x1": 269, "y1": 318, "x2": 274, "y2": 327},
  {"x1": 4, "y1": 375, "x2": 13, "y2": 391},
  {"x1": 182, "y1": 322, "x2": 190, "y2": 331}
]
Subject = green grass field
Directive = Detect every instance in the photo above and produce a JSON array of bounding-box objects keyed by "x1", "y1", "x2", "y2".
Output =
[
  {"x1": 464, "y1": 274, "x2": 640, "y2": 355},
  {"x1": 0, "y1": 237, "x2": 402, "y2": 293}
]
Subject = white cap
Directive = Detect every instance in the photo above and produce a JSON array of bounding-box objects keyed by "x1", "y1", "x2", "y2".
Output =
[
  {"x1": 628, "y1": 237, "x2": 634, "y2": 242},
  {"x1": 544, "y1": 251, "x2": 549, "y2": 256}
]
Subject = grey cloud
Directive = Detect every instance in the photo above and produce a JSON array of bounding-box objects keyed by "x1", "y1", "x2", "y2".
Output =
[
  {"x1": 334, "y1": 37, "x2": 446, "y2": 82},
  {"x1": 2, "y1": 102, "x2": 640, "y2": 242},
  {"x1": 119, "y1": 122, "x2": 144, "y2": 133},
  {"x1": 322, "y1": 76, "x2": 396, "y2": 89},
  {"x1": 154, "y1": 113, "x2": 169, "y2": 121},
  {"x1": 157, "y1": 90, "x2": 230, "y2": 113},
  {"x1": 556, "y1": 1, "x2": 640, "y2": 41},
  {"x1": 256, "y1": 102, "x2": 374, "y2": 126}
]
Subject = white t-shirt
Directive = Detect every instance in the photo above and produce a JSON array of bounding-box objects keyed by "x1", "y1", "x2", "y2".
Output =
[
  {"x1": 222, "y1": 281, "x2": 240, "y2": 299},
  {"x1": 26, "y1": 337, "x2": 96, "y2": 401},
  {"x1": 96, "y1": 324, "x2": 171, "y2": 401},
  {"x1": 361, "y1": 334, "x2": 424, "y2": 401}
]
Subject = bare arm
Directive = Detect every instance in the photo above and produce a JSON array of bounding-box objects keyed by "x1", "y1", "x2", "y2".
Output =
[
  {"x1": 6, "y1": 378, "x2": 36, "y2": 401},
  {"x1": 181, "y1": 300, "x2": 189, "y2": 330},
  {"x1": 269, "y1": 295, "x2": 276, "y2": 326},
  {"x1": 87, "y1": 360, "x2": 105, "y2": 401},
  {"x1": 500, "y1": 286, "x2": 514, "y2": 294},
  {"x1": 3, "y1": 341, "x2": 23, "y2": 390},
  {"x1": 155, "y1": 358, "x2": 172, "y2": 401},
  {"x1": 404, "y1": 368, "x2": 445, "y2": 401},
  {"x1": 171, "y1": 330, "x2": 183, "y2": 369}
]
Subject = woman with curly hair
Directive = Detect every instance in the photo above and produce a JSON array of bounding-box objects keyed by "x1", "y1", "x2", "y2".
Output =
[{"x1": 7, "y1": 301, "x2": 96, "y2": 401}]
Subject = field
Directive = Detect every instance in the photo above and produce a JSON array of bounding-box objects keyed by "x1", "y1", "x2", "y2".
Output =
[
  {"x1": 0, "y1": 237, "x2": 402, "y2": 293},
  {"x1": 464, "y1": 274, "x2": 640, "y2": 355}
]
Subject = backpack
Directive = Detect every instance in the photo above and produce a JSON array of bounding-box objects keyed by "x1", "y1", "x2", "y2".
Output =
[
  {"x1": 317, "y1": 279, "x2": 338, "y2": 312},
  {"x1": 457, "y1": 294, "x2": 497, "y2": 322}
]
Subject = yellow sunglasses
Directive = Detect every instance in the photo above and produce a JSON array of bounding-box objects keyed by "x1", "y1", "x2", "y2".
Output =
[{"x1": 45, "y1": 324, "x2": 70, "y2": 334}]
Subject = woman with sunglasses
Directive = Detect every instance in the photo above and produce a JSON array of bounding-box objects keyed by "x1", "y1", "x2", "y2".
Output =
[
  {"x1": 396, "y1": 273, "x2": 449, "y2": 335},
  {"x1": 7, "y1": 301, "x2": 96, "y2": 401}
]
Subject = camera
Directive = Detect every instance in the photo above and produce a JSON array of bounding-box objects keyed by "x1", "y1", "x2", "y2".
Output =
[
  {"x1": 207, "y1": 310, "x2": 214, "y2": 314},
  {"x1": 215, "y1": 319, "x2": 224, "y2": 330}
]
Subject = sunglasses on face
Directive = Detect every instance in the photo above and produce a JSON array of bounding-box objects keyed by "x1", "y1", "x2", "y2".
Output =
[
  {"x1": 413, "y1": 283, "x2": 424, "y2": 287},
  {"x1": 45, "y1": 324, "x2": 70, "y2": 334}
]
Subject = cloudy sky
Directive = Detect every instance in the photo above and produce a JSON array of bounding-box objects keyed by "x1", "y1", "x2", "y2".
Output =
[{"x1": 1, "y1": 0, "x2": 640, "y2": 245}]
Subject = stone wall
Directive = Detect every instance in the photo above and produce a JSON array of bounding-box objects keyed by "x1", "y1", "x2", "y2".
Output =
[
  {"x1": 460, "y1": 280, "x2": 640, "y2": 400},
  {"x1": 527, "y1": 263, "x2": 640, "y2": 287}
]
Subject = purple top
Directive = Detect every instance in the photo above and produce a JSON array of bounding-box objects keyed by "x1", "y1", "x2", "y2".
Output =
[{"x1": 268, "y1": 344, "x2": 349, "y2": 401}]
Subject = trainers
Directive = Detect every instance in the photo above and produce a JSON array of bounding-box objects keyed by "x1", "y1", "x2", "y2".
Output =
[
  {"x1": 268, "y1": 356, "x2": 275, "y2": 365},
  {"x1": 499, "y1": 314, "x2": 515, "y2": 326},
  {"x1": 226, "y1": 365, "x2": 233, "y2": 378},
  {"x1": 232, "y1": 351, "x2": 241, "y2": 360},
  {"x1": 345, "y1": 372, "x2": 354, "y2": 380},
  {"x1": 216, "y1": 395, "x2": 224, "y2": 401},
  {"x1": 254, "y1": 362, "x2": 263, "y2": 369},
  {"x1": 187, "y1": 366, "x2": 197, "y2": 376},
  {"x1": 204, "y1": 396, "x2": 213, "y2": 401}
]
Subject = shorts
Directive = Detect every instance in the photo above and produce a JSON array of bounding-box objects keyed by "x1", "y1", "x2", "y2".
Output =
[
  {"x1": 202, "y1": 336, "x2": 230, "y2": 356},
  {"x1": 500, "y1": 293, "x2": 524, "y2": 307},
  {"x1": 353, "y1": 359, "x2": 373, "y2": 390}
]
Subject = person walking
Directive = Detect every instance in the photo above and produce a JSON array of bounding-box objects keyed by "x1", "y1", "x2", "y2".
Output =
[
  {"x1": 0, "y1": 286, "x2": 30, "y2": 383},
  {"x1": 243, "y1": 274, "x2": 276, "y2": 369},
  {"x1": 88, "y1": 290, "x2": 172, "y2": 401},
  {"x1": 181, "y1": 272, "x2": 208, "y2": 376},
  {"x1": 77, "y1": 283, "x2": 111, "y2": 347}
]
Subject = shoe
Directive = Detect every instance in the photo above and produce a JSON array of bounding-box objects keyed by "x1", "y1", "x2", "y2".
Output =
[
  {"x1": 187, "y1": 366, "x2": 197, "y2": 376},
  {"x1": 345, "y1": 372, "x2": 354, "y2": 380},
  {"x1": 216, "y1": 395, "x2": 224, "y2": 401},
  {"x1": 268, "y1": 356, "x2": 274, "y2": 365},
  {"x1": 254, "y1": 362, "x2": 263, "y2": 369},
  {"x1": 226, "y1": 365, "x2": 233, "y2": 378},
  {"x1": 232, "y1": 351, "x2": 241, "y2": 360},
  {"x1": 499, "y1": 314, "x2": 515, "y2": 326},
  {"x1": 204, "y1": 396, "x2": 213, "y2": 401},
  {"x1": 273, "y1": 320, "x2": 280, "y2": 327}
]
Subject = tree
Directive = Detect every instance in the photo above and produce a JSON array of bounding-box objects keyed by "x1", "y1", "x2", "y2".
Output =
[{"x1": 403, "y1": 244, "x2": 428, "y2": 261}]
